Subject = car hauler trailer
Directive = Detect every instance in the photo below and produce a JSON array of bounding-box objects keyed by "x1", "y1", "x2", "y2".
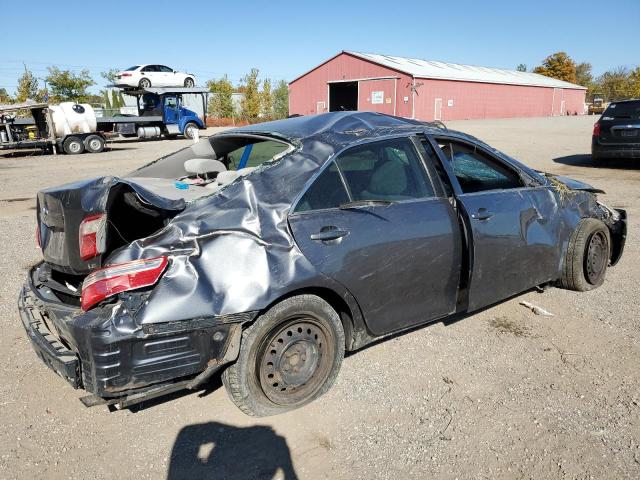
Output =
[
  {"x1": 96, "y1": 86, "x2": 208, "y2": 140},
  {"x1": 0, "y1": 101, "x2": 107, "y2": 155}
]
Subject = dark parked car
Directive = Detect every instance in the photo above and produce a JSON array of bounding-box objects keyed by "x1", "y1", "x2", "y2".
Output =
[
  {"x1": 19, "y1": 112, "x2": 626, "y2": 416},
  {"x1": 592, "y1": 99, "x2": 640, "y2": 162}
]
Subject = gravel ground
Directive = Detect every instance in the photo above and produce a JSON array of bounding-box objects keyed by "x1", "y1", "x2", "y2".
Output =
[{"x1": 0, "y1": 117, "x2": 638, "y2": 480}]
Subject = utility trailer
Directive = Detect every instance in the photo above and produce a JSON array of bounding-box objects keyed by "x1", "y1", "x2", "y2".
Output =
[
  {"x1": 96, "y1": 86, "x2": 208, "y2": 140},
  {"x1": 0, "y1": 101, "x2": 107, "y2": 155}
]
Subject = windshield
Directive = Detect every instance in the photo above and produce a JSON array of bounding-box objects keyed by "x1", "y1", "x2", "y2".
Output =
[{"x1": 125, "y1": 65, "x2": 140, "y2": 71}]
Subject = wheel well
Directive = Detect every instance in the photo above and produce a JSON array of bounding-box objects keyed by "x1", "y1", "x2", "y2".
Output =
[{"x1": 259, "y1": 288, "x2": 355, "y2": 350}]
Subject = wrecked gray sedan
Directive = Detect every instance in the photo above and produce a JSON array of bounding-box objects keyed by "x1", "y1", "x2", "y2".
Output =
[{"x1": 19, "y1": 112, "x2": 626, "y2": 416}]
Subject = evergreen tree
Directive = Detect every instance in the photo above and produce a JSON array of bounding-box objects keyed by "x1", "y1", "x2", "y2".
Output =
[
  {"x1": 272, "y1": 80, "x2": 289, "y2": 119},
  {"x1": 261, "y1": 78, "x2": 273, "y2": 119},
  {"x1": 15, "y1": 65, "x2": 39, "y2": 102},
  {"x1": 240, "y1": 68, "x2": 261, "y2": 121}
]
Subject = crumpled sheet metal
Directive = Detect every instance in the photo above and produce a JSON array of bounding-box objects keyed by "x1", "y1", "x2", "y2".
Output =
[{"x1": 106, "y1": 112, "x2": 438, "y2": 325}]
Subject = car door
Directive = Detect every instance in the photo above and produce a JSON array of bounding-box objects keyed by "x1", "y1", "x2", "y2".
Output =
[
  {"x1": 158, "y1": 65, "x2": 175, "y2": 86},
  {"x1": 140, "y1": 65, "x2": 158, "y2": 86},
  {"x1": 288, "y1": 136, "x2": 462, "y2": 336},
  {"x1": 434, "y1": 137, "x2": 562, "y2": 311}
]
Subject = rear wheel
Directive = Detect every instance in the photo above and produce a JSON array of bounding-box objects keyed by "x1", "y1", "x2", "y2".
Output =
[
  {"x1": 83, "y1": 134, "x2": 105, "y2": 153},
  {"x1": 560, "y1": 218, "x2": 610, "y2": 291},
  {"x1": 184, "y1": 77, "x2": 195, "y2": 88},
  {"x1": 62, "y1": 136, "x2": 84, "y2": 155},
  {"x1": 183, "y1": 122, "x2": 198, "y2": 139},
  {"x1": 138, "y1": 78, "x2": 151, "y2": 89},
  {"x1": 222, "y1": 294, "x2": 345, "y2": 416}
]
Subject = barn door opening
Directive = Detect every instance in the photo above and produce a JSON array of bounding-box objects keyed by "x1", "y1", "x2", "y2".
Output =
[
  {"x1": 329, "y1": 82, "x2": 358, "y2": 112},
  {"x1": 434, "y1": 98, "x2": 443, "y2": 121}
]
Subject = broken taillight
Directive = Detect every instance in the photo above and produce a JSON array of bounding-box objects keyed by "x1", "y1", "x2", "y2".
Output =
[
  {"x1": 80, "y1": 256, "x2": 168, "y2": 311},
  {"x1": 79, "y1": 213, "x2": 106, "y2": 261},
  {"x1": 593, "y1": 122, "x2": 601, "y2": 137},
  {"x1": 35, "y1": 224, "x2": 41, "y2": 249}
]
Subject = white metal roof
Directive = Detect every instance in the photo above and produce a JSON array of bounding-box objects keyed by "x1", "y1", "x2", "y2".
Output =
[{"x1": 343, "y1": 51, "x2": 587, "y2": 90}]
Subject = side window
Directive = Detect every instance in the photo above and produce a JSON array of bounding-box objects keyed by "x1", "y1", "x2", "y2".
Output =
[
  {"x1": 294, "y1": 163, "x2": 349, "y2": 213},
  {"x1": 141, "y1": 65, "x2": 157, "y2": 72},
  {"x1": 159, "y1": 65, "x2": 173, "y2": 73},
  {"x1": 437, "y1": 139, "x2": 523, "y2": 193},
  {"x1": 336, "y1": 138, "x2": 434, "y2": 201}
]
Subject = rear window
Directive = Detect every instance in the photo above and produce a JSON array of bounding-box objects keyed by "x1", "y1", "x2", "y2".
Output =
[
  {"x1": 226, "y1": 140, "x2": 290, "y2": 170},
  {"x1": 125, "y1": 66, "x2": 139, "y2": 71},
  {"x1": 603, "y1": 101, "x2": 640, "y2": 119}
]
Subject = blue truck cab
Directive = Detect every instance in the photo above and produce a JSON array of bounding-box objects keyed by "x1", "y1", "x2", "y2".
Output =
[{"x1": 141, "y1": 92, "x2": 204, "y2": 139}]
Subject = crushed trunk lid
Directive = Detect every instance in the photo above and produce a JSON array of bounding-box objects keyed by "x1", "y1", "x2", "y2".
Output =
[{"x1": 37, "y1": 176, "x2": 186, "y2": 275}]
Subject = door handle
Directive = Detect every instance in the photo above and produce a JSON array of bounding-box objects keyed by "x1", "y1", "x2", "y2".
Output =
[
  {"x1": 471, "y1": 208, "x2": 493, "y2": 220},
  {"x1": 310, "y1": 226, "x2": 349, "y2": 241}
]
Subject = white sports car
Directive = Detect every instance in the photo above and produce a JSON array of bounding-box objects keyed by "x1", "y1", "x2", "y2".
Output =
[{"x1": 115, "y1": 64, "x2": 196, "y2": 88}]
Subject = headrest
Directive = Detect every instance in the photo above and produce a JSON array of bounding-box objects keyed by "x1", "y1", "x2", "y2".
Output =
[
  {"x1": 184, "y1": 158, "x2": 226, "y2": 174},
  {"x1": 368, "y1": 161, "x2": 407, "y2": 195}
]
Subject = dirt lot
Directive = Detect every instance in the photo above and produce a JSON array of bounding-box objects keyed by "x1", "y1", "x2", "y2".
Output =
[{"x1": 0, "y1": 117, "x2": 638, "y2": 480}]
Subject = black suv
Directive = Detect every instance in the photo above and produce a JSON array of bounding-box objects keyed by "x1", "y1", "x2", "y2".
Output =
[{"x1": 592, "y1": 99, "x2": 640, "y2": 162}]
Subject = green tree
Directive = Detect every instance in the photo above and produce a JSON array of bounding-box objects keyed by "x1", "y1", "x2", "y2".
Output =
[
  {"x1": 239, "y1": 68, "x2": 261, "y2": 121},
  {"x1": 272, "y1": 80, "x2": 289, "y2": 119},
  {"x1": 100, "y1": 69, "x2": 119, "y2": 85},
  {"x1": 111, "y1": 89, "x2": 121, "y2": 109},
  {"x1": 15, "y1": 65, "x2": 39, "y2": 102},
  {"x1": 575, "y1": 62, "x2": 593, "y2": 87},
  {"x1": 628, "y1": 67, "x2": 640, "y2": 99},
  {"x1": 533, "y1": 52, "x2": 577, "y2": 83},
  {"x1": 46, "y1": 67, "x2": 95, "y2": 103},
  {"x1": 597, "y1": 67, "x2": 632, "y2": 101},
  {"x1": 516, "y1": 64, "x2": 527, "y2": 72},
  {"x1": 261, "y1": 78, "x2": 273, "y2": 119},
  {"x1": 207, "y1": 75, "x2": 234, "y2": 118},
  {"x1": 102, "y1": 90, "x2": 112, "y2": 109},
  {"x1": 0, "y1": 87, "x2": 13, "y2": 104}
]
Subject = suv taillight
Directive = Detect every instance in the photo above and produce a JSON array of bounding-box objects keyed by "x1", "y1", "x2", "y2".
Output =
[
  {"x1": 79, "y1": 214, "x2": 106, "y2": 261},
  {"x1": 593, "y1": 122, "x2": 601, "y2": 137},
  {"x1": 81, "y1": 256, "x2": 168, "y2": 311}
]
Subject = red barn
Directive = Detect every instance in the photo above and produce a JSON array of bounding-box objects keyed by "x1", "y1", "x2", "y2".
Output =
[{"x1": 289, "y1": 51, "x2": 587, "y2": 121}]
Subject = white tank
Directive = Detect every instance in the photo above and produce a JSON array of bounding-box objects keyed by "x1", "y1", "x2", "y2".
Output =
[{"x1": 49, "y1": 102, "x2": 97, "y2": 137}]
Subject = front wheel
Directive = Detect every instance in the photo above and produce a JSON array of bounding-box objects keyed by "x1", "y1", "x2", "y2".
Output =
[
  {"x1": 184, "y1": 77, "x2": 195, "y2": 88},
  {"x1": 222, "y1": 294, "x2": 345, "y2": 417},
  {"x1": 183, "y1": 122, "x2": 198, "y2": 139},
  {"x1": 138, "y1": 78, "x2": 151, "y2": 89},
  {"x1": 560, "y1": 218, "x2": 611, "y2": 291}
]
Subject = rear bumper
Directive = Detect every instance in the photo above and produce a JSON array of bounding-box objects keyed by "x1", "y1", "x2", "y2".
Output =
[
  {"x1": 592, "y1": 138, "x2": 640, "y2": 159},
  {"x1": 19, "y1": 263, "x2": 254, "y2": 401}
]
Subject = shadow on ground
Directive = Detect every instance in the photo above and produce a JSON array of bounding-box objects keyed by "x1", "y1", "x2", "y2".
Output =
[
  {"x1": 553, "y1": 154, "x2": 640, "y2": 170},
  {"x1": 167, "y1": 421, "x2": 298, "y2": 480}
]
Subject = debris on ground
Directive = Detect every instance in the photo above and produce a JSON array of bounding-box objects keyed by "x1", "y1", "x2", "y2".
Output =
[{"x1": 519, "y1": 300, "x2": 554, "y2": 316}]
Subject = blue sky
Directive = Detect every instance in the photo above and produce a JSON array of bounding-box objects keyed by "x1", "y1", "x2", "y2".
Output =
[{"x1": 1, "y1": 0, "x2": 638, "y2": 94}]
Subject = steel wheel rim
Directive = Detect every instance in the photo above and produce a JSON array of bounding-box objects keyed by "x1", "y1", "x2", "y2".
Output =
[
  {"x1": 89, "y1": 139, "x2": 101, "y2": 150},
  {"x1": 140, "y1": 79, "x2": 150, "y2": 88},
  {"x1": 257, "y1": 316, "x2": 334, "y2": 405},
  {"x1": 185, "y1": 78, "x2": 194, "y2": 87},
  {"x1": 69, "y1": 142, "x2": 81, "y2": 153},
  {"x1": 186, "y1": 125, "x2": 195, "y2": 137},
  {"x1": 585, "y1": 230, "x2": 607, "y2": 284}
]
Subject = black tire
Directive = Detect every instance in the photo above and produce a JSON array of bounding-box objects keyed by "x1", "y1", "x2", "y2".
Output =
[
  {"x1": 184, "y1": 77, "x2": 195, "y2": 88},
  {"x1": 560, "y1": 218, "x2": 611, "y2": 291},
  {"x1": 222, "y1": 294, "x2": 345, "y2": 417},
  {"x1": 83, "y1": 134, "x2": 105, "y2": 153},
  {"x1": 139, "y1": 78, "x2": 151, "y2": 89},
  {"x1": 183, "y1": 122, "x2": 198, "y2": 139},
  {"x1": 62, "y1": 136, "x2": 84, "y2": 155}
]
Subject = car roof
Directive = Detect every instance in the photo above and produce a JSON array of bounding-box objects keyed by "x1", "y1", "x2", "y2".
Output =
[{"x1": 225, "y1": 111, "x2": 474, "y2": 148}]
